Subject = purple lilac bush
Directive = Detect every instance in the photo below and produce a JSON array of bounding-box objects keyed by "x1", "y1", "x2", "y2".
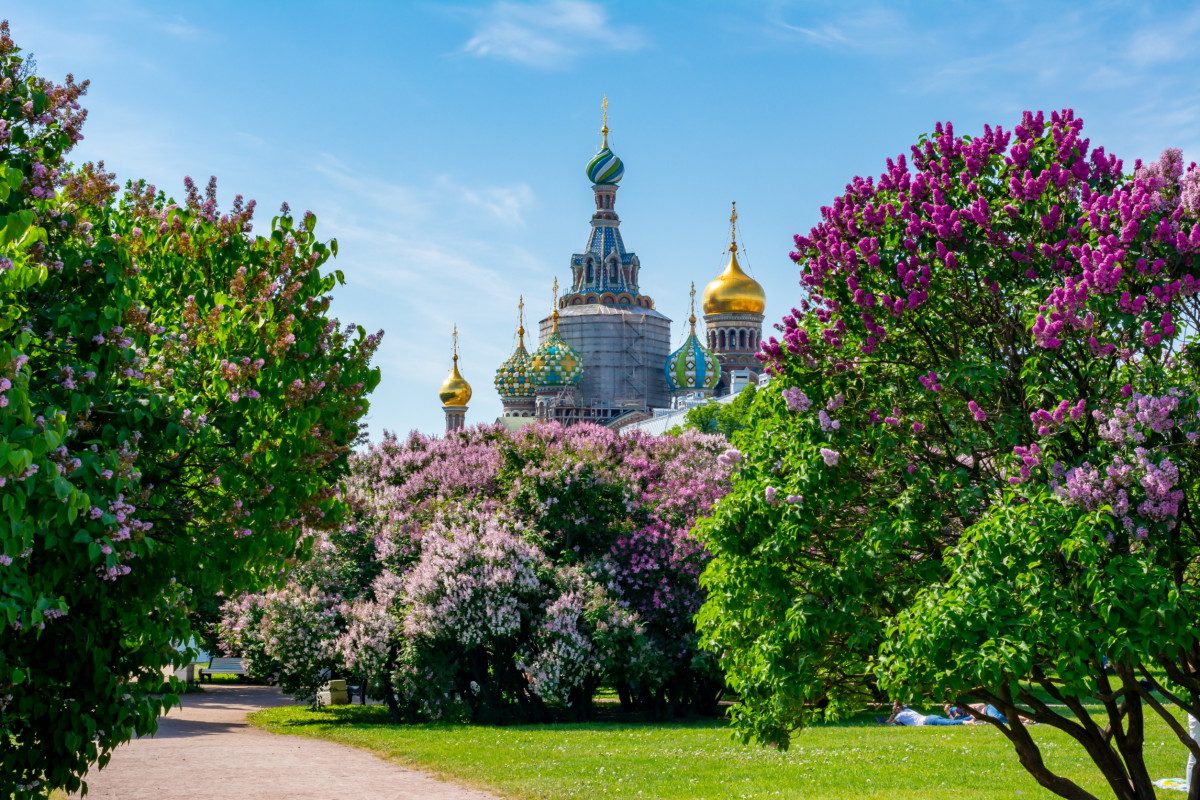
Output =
[
  {"x1": 221, "y1": 422, "x2": 730, "y2": 722},
  {"x1": 699, "y1": 109, "x2": 1200, "y2": 800}
]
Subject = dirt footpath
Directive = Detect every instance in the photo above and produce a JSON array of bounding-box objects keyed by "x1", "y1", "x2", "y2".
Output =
[{"x1": 73, "y1": 684, "x2": 500, "y2": 800}]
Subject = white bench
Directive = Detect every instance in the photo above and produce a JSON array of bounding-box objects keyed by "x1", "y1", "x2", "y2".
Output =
[{"x1": 199, "y1": 656, "x2": 247, "y2": 683}]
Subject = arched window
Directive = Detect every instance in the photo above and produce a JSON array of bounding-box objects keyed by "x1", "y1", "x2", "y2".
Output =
[
  {"x1": 718, "y1": 330, "x2": 726, "y2": 349},
  {"x1": 586, "y1": 263, "x2": 594, "y2": 283},
  {"x1": 739, "y1": 330, "x2": 747, "y2": 349}
]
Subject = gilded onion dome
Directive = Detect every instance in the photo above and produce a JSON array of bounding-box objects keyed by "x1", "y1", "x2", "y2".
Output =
[
  {"x1": 585, "y1": 95, "x2": 624, "y2": 185},
  {"x1": 702, "y1": 202, "x2": 766, "y2": 316},
  {"x1": 531, "y1": 280, "x2": 584, "y2": 387},
  {"x1": 666, "y1": 283, "x2": 721, "y2": 392},
  {"x1": 495, "y1": 298, "x2": 534, "y2": 398},
  {"x1": 438, "y1": 326, "x2": 473, "y2": 406}
]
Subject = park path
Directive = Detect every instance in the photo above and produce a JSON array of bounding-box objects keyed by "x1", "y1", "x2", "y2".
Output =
[{"x1": 72, "y1": 684, "x2": 500, "y2": 800}]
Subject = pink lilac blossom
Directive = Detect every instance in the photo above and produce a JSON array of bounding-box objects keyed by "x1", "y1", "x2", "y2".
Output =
[{"x1": 783, "y1": 387, "x2": 812, "y2": 412}]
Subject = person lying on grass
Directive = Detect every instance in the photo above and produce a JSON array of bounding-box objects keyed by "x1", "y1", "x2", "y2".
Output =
[
  {"x1": 945, "y1": 702, "x2": 1007, "y2": 724},
  {"x1": 944, "y1": 702, "x2": 1039, "y2": 725},
  {"x1": 884, "y1": 700, "x2": 968, "y2": 726}
]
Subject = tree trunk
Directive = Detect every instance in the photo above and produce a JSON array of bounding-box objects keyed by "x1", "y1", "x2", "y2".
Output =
[{"x1": 616, "y1": 681, "x2": 634, "y2": 712}]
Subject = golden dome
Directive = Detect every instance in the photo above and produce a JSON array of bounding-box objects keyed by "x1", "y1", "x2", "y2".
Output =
[
  {"x1": 702, "y1": 247, "x2": 765, "y2": 315},
  {"x1": 439, "y1": 354, "x2": 472, "y2": 406}
]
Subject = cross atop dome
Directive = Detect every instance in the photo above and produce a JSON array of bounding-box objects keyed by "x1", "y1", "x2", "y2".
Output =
[{"x1": 601, "y1": 94, "x2": 609, "y2": 148}]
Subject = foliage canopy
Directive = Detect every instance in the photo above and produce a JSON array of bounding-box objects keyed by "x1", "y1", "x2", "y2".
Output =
[
  {"x1": 0, "y1": 25, "x2": 380, "y2": 797},
  {"x1": 697, "y1": 110, "x2": 1200, "y2": 800}
]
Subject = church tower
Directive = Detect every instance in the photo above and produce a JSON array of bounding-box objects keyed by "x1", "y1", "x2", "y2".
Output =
[
  {"x1": 544, "y1": 97, "x2": 672, "y2": 419},
  {"x1": 702, "y1": 202, "x2": 765, "y2": 394},
  {"x1": 438, "y1": 325, "x2": 472, "y2": 432}
]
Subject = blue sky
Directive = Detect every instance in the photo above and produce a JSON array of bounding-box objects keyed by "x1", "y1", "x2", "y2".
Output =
[{"x1": 7, "y1": 1, "x2": 1200, "y2": 437}]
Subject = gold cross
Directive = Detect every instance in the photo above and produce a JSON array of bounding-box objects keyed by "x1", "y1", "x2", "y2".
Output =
[
  {"x1": 601, "y1": 95, "x2": 609, "y2": 146},
  {"x1": 517, "y1": 296, "x2": 525, "y2": 343},
  {"x1": 689, "y1": 281, "x2": 697, "y2": 330},
  {"x1": 730, "y1": 201, "x2": 739, "y2": 252},
  {"x1": 452, "y1": 324, "x2": 459, "y2": 361},
  {"x1": 551, "y1": 278, "x2": 561, "y2": 333}
]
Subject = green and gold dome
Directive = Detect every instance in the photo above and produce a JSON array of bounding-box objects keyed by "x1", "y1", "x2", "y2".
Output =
[
  {"x1": 666, "y1": 283, "x2": 721, "y2": 393},
  {"x1": 496, "y1": 298, "x2": 535, "y2": 398},
  {"x1": 531, "y1": 281, "x2": 583, "y2": 388}
]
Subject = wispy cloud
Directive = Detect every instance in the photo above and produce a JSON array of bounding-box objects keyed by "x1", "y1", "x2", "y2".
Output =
[
  {"x1": 301, "y1": 156, "x2": 546, "y2": 434},
  {"x1": 766, "y1": 2, "x2": 922, "y2": 56},
  {"x1": 457, "y1": 182, "x2": 533, "y2": 227},
  {"x1": 1125, "y1": 7, "x2": 1200, "y2": 67},
  {"x1": 159, "y1": 15, "x2": 202, "y2": 41},
  {"x1": 461, "y1": 0, "x2": 647, "y2": 69}
]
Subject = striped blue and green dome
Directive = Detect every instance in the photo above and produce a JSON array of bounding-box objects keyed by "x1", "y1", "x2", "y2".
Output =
[
  {"x1": 531, "y1": 331, "x2": 584, "y2": 388},
  {"x1": 665, "y1": 329, "x2": 721, "y2": 392},
  {"x1": 586, "y1": 146, "x2": 624, "y2": 185},
  {"x1": 495, "y1": 342, "x2": 534, "y2": 398}
]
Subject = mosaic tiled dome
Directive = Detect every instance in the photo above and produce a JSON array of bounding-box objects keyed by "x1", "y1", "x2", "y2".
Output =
[
  {"x1": 530, "y1": 330, "x2": 583, "y2": 388},
  {"x1": 586, "y1": 146, "x2": 624, "y2": 185},
  {"x1": 495, "y1": 342, "x2": 534, "y2": 398},
  {"x1": 666, "y1": 328, "x2": 721, "y2": 392}
]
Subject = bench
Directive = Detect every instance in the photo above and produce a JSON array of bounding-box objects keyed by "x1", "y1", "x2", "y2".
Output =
[{"x1": 199, "y1": 656, "x2": 247, "y2": 683}]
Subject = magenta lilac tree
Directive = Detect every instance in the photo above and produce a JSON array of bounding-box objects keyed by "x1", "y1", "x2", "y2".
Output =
[
  {"x1": 221, "y1": 422, "x2": 730, "y2": 723},
  {"x1": 697, "y1": 110, "x2": 1200, "y2": 800},
  {"x1": 0, "y1": 25, "x2": 380, "y2": 798}
]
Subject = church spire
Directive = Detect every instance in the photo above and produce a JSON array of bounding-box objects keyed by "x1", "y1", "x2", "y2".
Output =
[
  {"x1": 689, "y1": 281, "x2": 697, "y2": 334},
  {"x1": 550, "y1": 277, "x2": 561, "y2": 333},
  {"x1": 601, "y1": 94, "x2": 609, "y2": 149},
  {"x1": 729, "y1": 201, "x2": 739, "y2": 253},
  {"x1": 517, "y1": 295, "x2": 526, "y2": 348}
]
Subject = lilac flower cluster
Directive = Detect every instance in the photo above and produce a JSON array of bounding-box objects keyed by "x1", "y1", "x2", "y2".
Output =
[
  {"x1": 404, "y1": 513, "x2": 545, "y2": 647},
  {"x1": 1051, "y1": 392, "x2": 1194, "y2": 542}
]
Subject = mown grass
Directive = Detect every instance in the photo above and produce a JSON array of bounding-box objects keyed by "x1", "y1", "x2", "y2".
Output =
[{"x1": 250, "y1": 704, "x2": 1190, "y2": 799}]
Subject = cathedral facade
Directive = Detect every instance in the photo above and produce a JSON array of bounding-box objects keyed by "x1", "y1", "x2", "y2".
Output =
[{"x1": 439, "y1": 106, "x2": 768, "y2": 433}]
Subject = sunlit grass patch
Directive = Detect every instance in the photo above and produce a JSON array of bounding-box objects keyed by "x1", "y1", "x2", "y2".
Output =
[{"x1": 250, "y1": 704, "x2": 1189, "y2": 799}]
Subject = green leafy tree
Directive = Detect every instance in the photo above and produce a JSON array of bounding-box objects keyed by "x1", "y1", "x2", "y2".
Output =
[
  {"x1": 0, "y1": 25, "x2": 380, "y2": 798},
  {"x1": 682, "y1": 385, "x2": 758, "y2": 438},
  {"x1": 697, "y1": 110, "x2": 1200, "y2": 799}
]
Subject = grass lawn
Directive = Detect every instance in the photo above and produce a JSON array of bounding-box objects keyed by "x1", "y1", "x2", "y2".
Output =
[{"x1": 249, "y1": 704, "x2": 1190, "y2": 799}]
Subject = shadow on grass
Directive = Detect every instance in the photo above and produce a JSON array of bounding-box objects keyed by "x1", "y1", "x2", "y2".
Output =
[{"x1": 254, "y1": 703, "x2": 889, "y2": 735}]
